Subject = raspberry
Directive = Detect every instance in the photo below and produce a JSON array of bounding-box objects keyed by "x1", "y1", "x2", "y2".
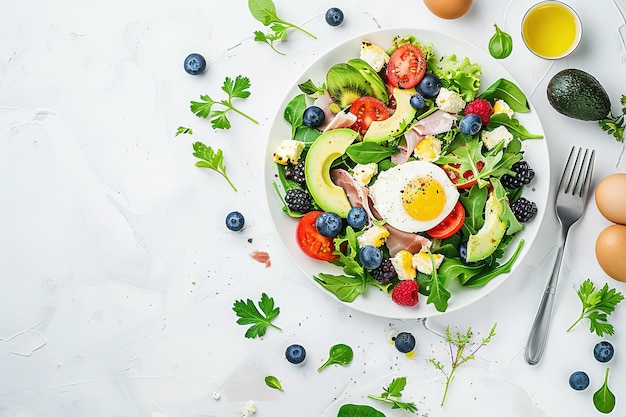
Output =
[
  {"x1": 391, "y1": 280, "x2": 419, "y2": 306},
  {"x1": 464, "y1": 98, "x2": 494, "y2": 126},
  {"x1": 370, "y1": 258, "x2": 397, "y2": 285}
]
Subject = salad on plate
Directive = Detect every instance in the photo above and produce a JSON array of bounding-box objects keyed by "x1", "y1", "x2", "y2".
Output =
[{"x1": 269, "y1": 32, "x2": 544, "y2": 314}]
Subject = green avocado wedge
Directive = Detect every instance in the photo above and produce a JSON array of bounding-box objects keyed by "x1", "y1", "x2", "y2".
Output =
[
  {"x1": 363, "y1": 88, "x2": 417, "y2": 142},
  {"x1": 304, "y1": 128, "x2": 359, "y2": 218}
]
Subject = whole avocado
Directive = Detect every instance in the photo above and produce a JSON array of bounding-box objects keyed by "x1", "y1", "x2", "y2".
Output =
[{"x1": 547, "y1": 69, "x2": 611, "y2": 121}]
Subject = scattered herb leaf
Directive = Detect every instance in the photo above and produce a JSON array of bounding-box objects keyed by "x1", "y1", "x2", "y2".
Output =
[
  {"x1": 298, "y1": 79, "x2": 327, "y2": 98},
  {"x1": 264, "y1": 375, "x2": 284, "y2": 391},
  {"x1": 566, "y1": 278, "x2": 624, "y2": 336},
  {"x1": 488, "y1": 24, "x2": 513, "y2": 59},
  {"x1": 337, "y1": 404, "x2": 386, "y2": 417},
  {"x1": 190, "y1": 75, "x2": 258, "y2": 129},
  {"x1": 318, "y1": 343, "x2": 354, "y2": 372},
  {"x1": 192, "y1": 142, "x2": 237, "y2": 191},
  {"x1": 367, "y1": 377, "x2": 418, "y2": 413},
  {"x1": 599, "y1": 95, "x2": 626, "y2": 142},
  {"x1": 429, "y1": 323, "x2": 497, "y2": 406},
  {"x1": 593, "y1": 368, "x2": 616, "y2": 414},
  {"x1": 175, "y1": 126, "x2": 193, "y2": 136},
  {"x1": 232, "y1": 292, "x2": 282, "y2": 338}
]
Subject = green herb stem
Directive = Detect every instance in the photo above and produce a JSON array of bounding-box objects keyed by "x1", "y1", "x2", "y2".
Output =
[
  {"x1": 230, "y1": 105, "x2": 259, "y2": 125},
  {"x1": 278, "y1": 18, "x2": 317, "y2": 39}
]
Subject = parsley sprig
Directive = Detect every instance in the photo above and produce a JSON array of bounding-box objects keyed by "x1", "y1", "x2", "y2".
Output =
[
  {"x1": 232, "y1": 293, "x2": 282, "y2": 339},
  {"x1": 599, "y1": 95, "x2": 626, "y2": 142},
  {"x1": 367, "y1": 377, "x2": 418, "y2": 413},
  {"x1": 429, "y1": 323, "x2": 497, "y2": 406},
  {"x1": 566, "y1": 279, "x2": 624, "y2": 336},
  {"x1": 190, "y1": 75, "x2": 258, "y2": 130},
  {"x1": 192, "y1": 142, "x2": 237, "y2": 191}
]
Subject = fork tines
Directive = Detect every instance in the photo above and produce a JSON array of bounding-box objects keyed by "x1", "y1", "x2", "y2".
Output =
[{"x1": 559, "y1": 146, "x2": 595, "y2": 197}]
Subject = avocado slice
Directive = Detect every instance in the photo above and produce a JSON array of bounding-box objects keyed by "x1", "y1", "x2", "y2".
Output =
[
  {"x1": 466, "y1": 189, "x2": 507, "y2": 262},
  {"x1": 346, "y1": 58, "x2": 389, "y2": 104},
  {"x1": 304, "y1": 128, "x2": 359, "y2": 218},
  {"x1": 363, "y1": 88, "x2": 417, "y2": 142},
  {"x1": 547, "y1": 69, "x2": 611, "y2": 121}
]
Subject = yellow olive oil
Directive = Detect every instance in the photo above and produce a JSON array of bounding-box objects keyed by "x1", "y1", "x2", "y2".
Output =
[{"x1": 522, "y1": 1, "x2": 581, "y2": 59}]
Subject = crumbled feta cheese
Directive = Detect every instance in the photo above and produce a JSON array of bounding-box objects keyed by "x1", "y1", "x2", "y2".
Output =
[
  {"x1": 435, "y1": 88, "x2": 466, "y2": 114},
  {"x1": 273, "y1": 139, "x2": 304, "y2": 165},
  {"x1": 357, "y1": 224, "x2": 390, "y2": 248},
  {"x1": 359, "y1": 41, "x2": 390, "y2": 72},
  {"x1": 493, "y1": 99, "x2": 514, "y2": 117},
  {"x1": 245, "y1": 400, "x2": 257, "y2": 415},
  {"x1": 212, "y1": 391, "x2": 221, "y2": 400},
  {"x1": 412, "y1": 251, "x2": 444, "y2": 275},
  {"x1": 414, "y1": 136, "x2": 443, "y2": 162},
  {"x1": 391, "y1": 250, "x2": 417, "y2": 281},
  {"x1": 481, "y1": 125, "x2": 514, "y2": 150},
  {"x1": 352, "y1": 163, "x2": 378, "y2": 185}
]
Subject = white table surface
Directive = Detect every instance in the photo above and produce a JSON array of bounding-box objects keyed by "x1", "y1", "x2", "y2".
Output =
[{"x1": 2, "y1": 0, "x2": 626, "y2": 416}]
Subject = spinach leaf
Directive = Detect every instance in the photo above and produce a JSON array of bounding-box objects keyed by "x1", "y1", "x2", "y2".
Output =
[
  {"x1": 460, "y1": 184, "x2": 488, "y2": 234},
  {"x1": 264, "y1": 375, "x2": 284, "y2": 391},
  {"x1": 318, "y1": 343, "x2": 354, "y2": 371},
  {"x1": 346, "y1": 142, "x2": 397, "y2": 164},
  {"x1": 284, "y1": 94, "x2": 307, "y2": 139},
  {"x1": 337, "y1": 404, "x2": 386, "y2": 417},
  {"x1": 593, "y1": 368, "x2": 616, "y2": 414},
  {"x1": 479, "y1": 78, "x2": 529, "y2": 113},
  {"x1": 489, "y1": 113, "x2": 543, "y2": 140},
  {"x1": 294, "y1": 125, "x2": 320, "y2": 145},
  {"x1": 488, "y1": 24, "x2": 513, "y2": 59}
]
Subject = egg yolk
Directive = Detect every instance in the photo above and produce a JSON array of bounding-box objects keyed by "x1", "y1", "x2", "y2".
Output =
[{"x1": 401, "y1": 176, "x2": 446, "y2": 220}]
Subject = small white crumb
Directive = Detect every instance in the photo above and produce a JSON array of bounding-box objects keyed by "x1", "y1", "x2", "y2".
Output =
[
  {"x1": 212, "y1": 391, "x2": 221, "y2": 400},
  {"x1": 245, "y1": 400, "x2": 257, "y2": 415}
]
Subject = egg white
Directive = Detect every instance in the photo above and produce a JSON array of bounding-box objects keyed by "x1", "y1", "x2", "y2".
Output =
[{"x1": 369, "y1": 160, "x2": 459, "y2": 233}]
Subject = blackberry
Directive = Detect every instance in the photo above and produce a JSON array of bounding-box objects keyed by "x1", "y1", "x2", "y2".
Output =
[
  {"x1": 370, "y1": 258, "x2": 397, "y2": 285},
  {"x1": 501, "y1": 161, "x2": 535, "y2": 189},
  {"x1": 510, "y1": 197, "x2": 537, "y2": 222},
  {"x1": 285, "y1": 162, "x2": 306, "y2": 187},
  {"x1": 285, "y1": 189, "x2": 313, "y2": 214}
]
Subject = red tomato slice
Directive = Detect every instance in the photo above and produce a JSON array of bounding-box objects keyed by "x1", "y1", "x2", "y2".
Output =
[
  {"x1": 441, "y1": 160, "x2": 485, "y2": 189},
  {"x1": 349, "y1": 96, "x2": 390, "y2": 136},
  {"x1": 426, "y1": 201, "x2": 466, "y2": 240},
  {"x1": 296, "y1": 211, "x2": 338, "y2": 261},
  {"x1": 386, "y1": 44, "x2": 427, "y2": 89}
]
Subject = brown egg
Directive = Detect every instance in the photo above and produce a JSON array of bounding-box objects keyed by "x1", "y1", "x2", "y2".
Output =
[
  {"x1": 595, "y1": 224, "x2": 626, "y2": 282},
  {"x1": 423, "y1": 0, "x2": 473, "y2": 19},
  {"x1": 595, "y1": 173, "x2": 626, "y2": 225}
]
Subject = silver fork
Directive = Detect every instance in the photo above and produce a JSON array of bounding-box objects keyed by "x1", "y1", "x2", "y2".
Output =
[{"x1": 525, "y1": 146, "x2": 595, "y2": 365}]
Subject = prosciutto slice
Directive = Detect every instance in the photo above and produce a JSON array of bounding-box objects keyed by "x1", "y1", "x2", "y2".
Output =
[
  {"x1": 323, "y1": 111, "x2": 357, "y2": 132},
  {"x1": 391, "y1": 110, "x2": 457, "y2": 164}
]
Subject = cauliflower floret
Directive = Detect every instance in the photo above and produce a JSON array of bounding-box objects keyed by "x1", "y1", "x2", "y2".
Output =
[
  {"x1": 391, "y1": 250, "x2": 417, "y2": 281},
  {"x1": 435, "y1": 88, "x2": 466, "y2": 114},
  {"x1": 273, "y1": 139, "x2": 304, "y2": 165},
  {"x1": 352, "y1": 163, "x2": 378, "y2": 185},
  {"x1": 414, "y1": 135, "x2": 443, "y2": 162},
  {"x1": 481, "y1": 125, "x2": 514, "y2": 150},
  {"x1": 359, "y1": 41, "x2": 390, "y2": 72},
  {"x1": 493, "y1": 99, "x2": 514, "y2": 117},
  {"x1": 412, "y1": 251, "x2": 445, "y2": 275},
  {"x1": 357, "y1": 224, "x2": 390, "y2": 248}
]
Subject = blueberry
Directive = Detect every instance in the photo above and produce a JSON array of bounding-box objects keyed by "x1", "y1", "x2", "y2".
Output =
[
  {"x1": 459, "y1": 113, "x2": 483, "y2": 135},
  {"x1": 285, "y1": 344, "x2": 306, "y2": 364},
  {"x1": 302, "y1": 106, "x2": 325, "y2": 128},
  {"x1": 225, "y1": 211, "x2": 245, "y2": 231},
  {"x1": 325, "y1": 7, "x2": 344, "y2": 26},
  {"x1": 346, "y1": 207, "x2": 368, "y2": 229},
  {"x1": 568, "y1": 371, "x2": 590, "y2": 390},
  {"x1": 359, "y1": 245, "x2": 383, "y2": 270},
  {"x1": 459, "y1": 241, "x2": 470, "y2": 264},
  {"x1": 417, "y1": 74, "x2": 441, "y2": 98},
  {"x1": 409, "y1": 93, "x2": 425, "y2": 110},
  {"x1": 394, "y1": 332, "x2": 416, "y2": 353},
  {"x1": 315, "y1": 212, "x2": 343, "y2": 237},
  {"x1": 184, "y1": 53, "x2": 207, "y2": 75},
  {"x1": 594, "y1": 341, "x2": 614, "y2": 363}
]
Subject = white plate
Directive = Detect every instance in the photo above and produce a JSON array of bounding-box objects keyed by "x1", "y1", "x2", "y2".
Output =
[{"x1": 264, "y1": 28, "x2": 550, "y2": 319}]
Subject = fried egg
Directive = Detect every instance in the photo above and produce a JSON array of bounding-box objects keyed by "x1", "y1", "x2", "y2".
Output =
[{"x1": 369, "y1": 161, "x2": 459, "y2": 233}]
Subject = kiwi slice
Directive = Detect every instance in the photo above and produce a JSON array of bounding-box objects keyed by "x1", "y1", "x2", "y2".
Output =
[
  {"x1": 326, "y1": 63, "x2": 374, "y2": 108},
  {"x1": 347, "y1": 58, "x2": 388, "y2": 104}
]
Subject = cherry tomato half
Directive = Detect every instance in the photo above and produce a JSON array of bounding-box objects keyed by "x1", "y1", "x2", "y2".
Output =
[
  {"x1": 426, "y1": 201, "x2": 466, "y2": 240},
  {"x1": 349, "y1": 96, "x2": 390, "y2": 136},
  {"x1": 386, "y1": 44, "x2": 427, "y2": 89},
  {"x1": 441, "y1": 160, "x2": 485, "y2": 189},
  {"x1": 296, "y1": 211, "x2": 338, "y2": 261}
]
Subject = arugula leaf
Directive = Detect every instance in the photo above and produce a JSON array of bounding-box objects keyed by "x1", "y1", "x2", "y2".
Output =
[
  {"x1": 346, "y1": 142, "x2": 397, "y2": 164},
  {"x1": 175, "y1": 126, "x2": 193, "y2": 136},
  {"x1": 425, "y1": 250, "x2": 451, "y2": 312},
  {"x1": 232, "y1": 293, "x2": 282, "y2": 338},
  {"x1": 462, "y1": 238, "x2": 524, "y2": 287},
  {"x1": 460, "y1": 184, "x2": 488, "y2": 234},
  {"x1": 298, "y1": 79, "x2": 326, "y2": 98},
  {"x1": 566, "y1": 279, "x2": 624, "y2": 336},
  {"x1": 367, "y1": 377, "x2": 418, "y2": 413},
  {"x1": 598, "y1": 95, "x2": 626, "y2": 142},
  {"x1": 488, "y1": 113, "x2": 543, "y2": 140},
  {"x1": 190, "y1": 75, "x2": 258, "y2": 129},
  {"x1": 192, "y1": 142, "x2": 237, "y2": 191}
]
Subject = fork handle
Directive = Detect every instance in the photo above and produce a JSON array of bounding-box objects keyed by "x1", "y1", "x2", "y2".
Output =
[{"x1": 524, "y1": 244, "x2": 565, "y2": 365}]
